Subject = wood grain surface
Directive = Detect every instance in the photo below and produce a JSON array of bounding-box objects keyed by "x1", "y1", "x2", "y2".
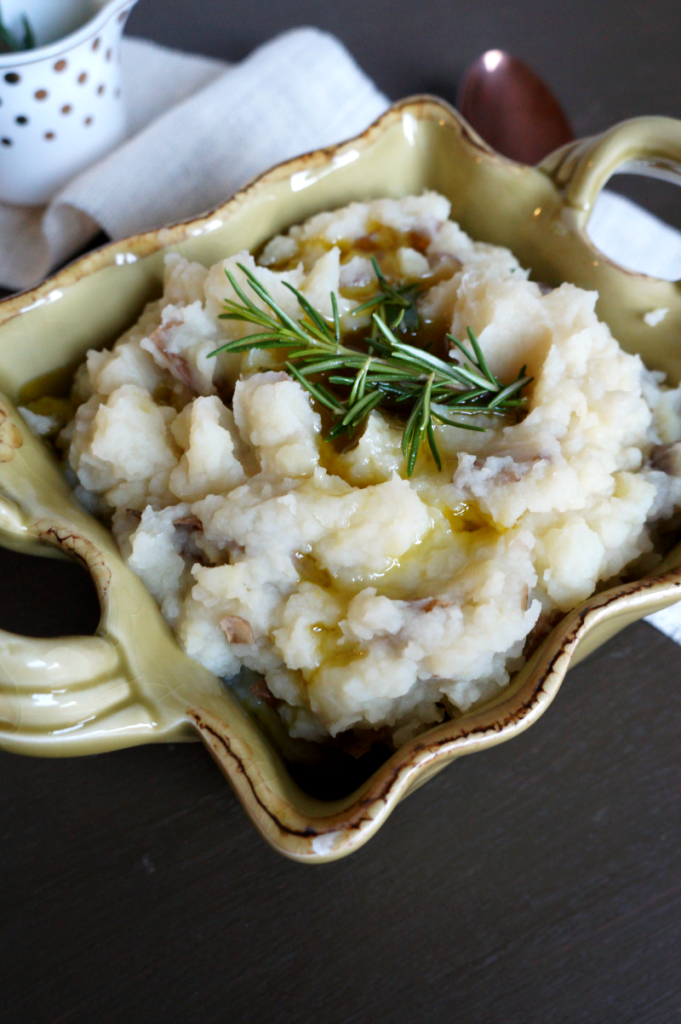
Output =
[{"x1": 2, "y1": 2, "x2": 681, "y2": 1021}]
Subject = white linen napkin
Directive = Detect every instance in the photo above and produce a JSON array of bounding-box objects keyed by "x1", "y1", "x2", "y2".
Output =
[
  {"x1": 0, "y1": 28, "x2": 389, "y2": 291},
  {"x1": 586, "y1": 192, "x2": 681, "y2": 643},
  {"x1": 5, "y1": 26, "x2": 681, "y2": 642}
]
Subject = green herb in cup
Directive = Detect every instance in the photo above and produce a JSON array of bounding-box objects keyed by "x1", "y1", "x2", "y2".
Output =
[{"x1": 0, "y1": 4, "x2": 35, "y2": 53}]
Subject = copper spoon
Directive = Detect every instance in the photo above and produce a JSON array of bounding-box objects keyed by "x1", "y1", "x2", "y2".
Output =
[{"x1": 457, "y1": 50, "x2": 574, "y2": 165}]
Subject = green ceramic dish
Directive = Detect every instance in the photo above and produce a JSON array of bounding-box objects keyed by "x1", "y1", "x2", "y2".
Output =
[{"x1": 2, "y1": 97, "x2": 681, "y2": 863}]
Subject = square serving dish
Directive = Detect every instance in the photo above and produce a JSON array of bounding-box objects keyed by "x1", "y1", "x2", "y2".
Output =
[{"x1": 2, "y1": 97, "x2": 681, "y2": 862}]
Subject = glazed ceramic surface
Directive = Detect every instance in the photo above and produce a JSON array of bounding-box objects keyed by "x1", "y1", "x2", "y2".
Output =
[
  {"x1": 2, "y1": 98, "x2": 681, "y2": 862},
  {"x1": 0, "y1": 0, "x2": 136, "y2": 205}
]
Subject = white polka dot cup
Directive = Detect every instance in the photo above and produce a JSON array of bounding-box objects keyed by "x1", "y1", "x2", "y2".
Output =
[{"x1": 0, "y1": 0, "x2": 138, "y2": 206}]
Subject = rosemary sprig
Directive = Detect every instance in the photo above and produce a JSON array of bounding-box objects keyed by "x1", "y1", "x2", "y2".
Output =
[
  {"x1": 0, "y1": 5, "x2": 34, "y2": 52},
  {"x1": 352, "y1": 255, "x2": 421, "y2": 334},
  {"x1": 209, "y1": 263, "x2": 531, "y2": 475}
]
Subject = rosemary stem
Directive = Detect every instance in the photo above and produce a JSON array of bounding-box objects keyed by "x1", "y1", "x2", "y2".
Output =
[{"x1": 208, "y1": 261, "x2": 531, "y2": 475}]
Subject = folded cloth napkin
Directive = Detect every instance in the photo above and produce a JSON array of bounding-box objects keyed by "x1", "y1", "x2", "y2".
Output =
[
  {"x1": 576, "y1": 194, "x2": 681, "y2": 643},
  {"x1": 0, "y1": 27, "x2": 389, "y2": 291},
  {"x1": 5, "y1": 25, "x2": 681, "y2": 644}
]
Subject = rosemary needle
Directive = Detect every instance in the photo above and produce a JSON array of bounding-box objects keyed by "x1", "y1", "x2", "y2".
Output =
[
  {"x1": 352, "y1": 256, "x2": 422, "y2": 334},
  {"x1": 209, "y1": 263, "x2": 532, "y2": 475}
]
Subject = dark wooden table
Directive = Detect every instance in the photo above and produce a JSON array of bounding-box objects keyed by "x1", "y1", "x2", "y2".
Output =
[{"x1": 3, "y1": 2, "x2": 681, "y2": 1022}]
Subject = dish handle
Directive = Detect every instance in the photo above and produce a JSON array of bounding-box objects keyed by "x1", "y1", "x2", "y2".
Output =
[
  {"x1": 0, "y1": 394, "x2": 213, "y2": 756},
  {"x1": 0, "y1": 627, "x2": 160, "y2": 756},
  {"x1": 0, "y1": 530, "x2": 167, "y2": 757},
  {"x1": 540, "y1": 114, "x2": 681, "y2": 236}
]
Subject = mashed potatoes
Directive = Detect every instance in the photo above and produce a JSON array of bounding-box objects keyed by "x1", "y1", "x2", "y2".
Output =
[{"x1": 49, "y1": 192, "x2": 681, "y2": 746}]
